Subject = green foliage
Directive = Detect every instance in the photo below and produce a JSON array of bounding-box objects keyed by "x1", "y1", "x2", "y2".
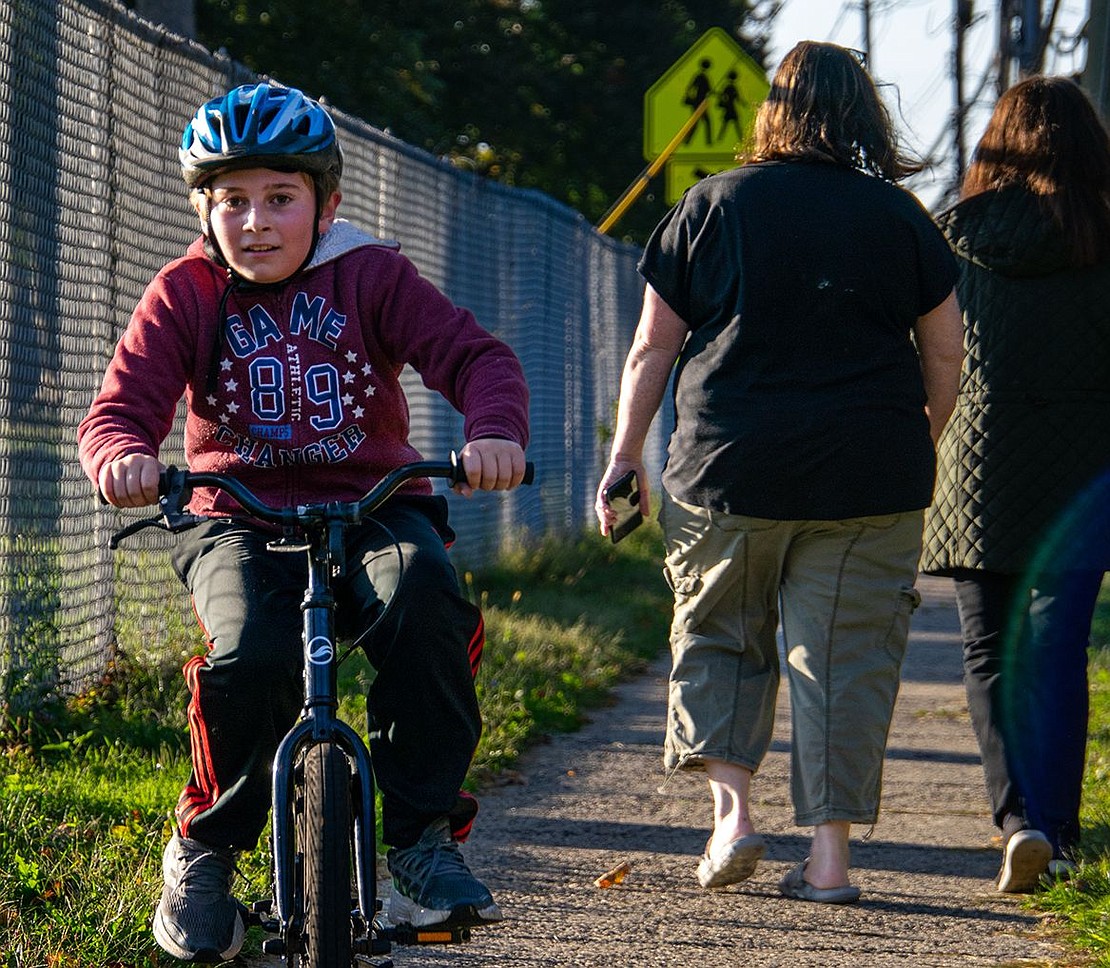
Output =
[
  {"x1": 59, "y1": 650, "x2": 192, "y2": 753},
  {"x1": 1091, "y1": 577, "x2": 1110, "y2": 651},
  {"x1": 0, "y1": 534, "x2": 62, "y2": 726},
  {"x1": 193, "y1": 0, "x2": 779, "y2": 242},
  {"x1": 0, "y1": 746, "x2": 181, "y2": 965}
]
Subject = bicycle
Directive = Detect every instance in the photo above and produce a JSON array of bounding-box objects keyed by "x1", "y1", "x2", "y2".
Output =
[{"x1": 110, "y1": 452, "x2": 534, "y2": 967}]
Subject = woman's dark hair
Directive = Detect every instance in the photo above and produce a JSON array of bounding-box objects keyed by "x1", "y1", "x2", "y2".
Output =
[
  {"x1": 745, "y1": 41, "x2": 920, "y2": 182},
  {"x1": 962, "y1": 75, "x2": 1110, "y2": 265}
]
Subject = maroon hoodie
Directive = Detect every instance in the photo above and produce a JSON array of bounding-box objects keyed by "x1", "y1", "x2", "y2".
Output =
[{"x1": 78, "y1": 220, "x2": 530, "y2": 517}]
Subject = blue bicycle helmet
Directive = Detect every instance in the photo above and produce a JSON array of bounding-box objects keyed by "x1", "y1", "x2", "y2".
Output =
[{"x1": 180, "y1": 82, "x2": 342, "y2": 189}]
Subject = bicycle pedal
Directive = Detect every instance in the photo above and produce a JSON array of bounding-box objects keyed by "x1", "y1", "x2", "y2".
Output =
[
  {"x1": 260, "y1": 938, "x2": 286, "y2": 956},
  {"x1": 383, "y1": 922, "x2": 472, "y2": 945},
  {"x1": 246, "y1": 899, "x2": 279, "y2": 931},
  {"x1": 415, "y1": 925, "x2": 472, "y2": 944},
  {"x1": 355, "y1": 932, "x2": 391, "y2": 956}
]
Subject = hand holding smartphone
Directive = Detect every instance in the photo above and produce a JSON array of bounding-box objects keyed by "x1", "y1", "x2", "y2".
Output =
[{"x1": 603, "y1": 470, "x2": 643, "y2": 543}]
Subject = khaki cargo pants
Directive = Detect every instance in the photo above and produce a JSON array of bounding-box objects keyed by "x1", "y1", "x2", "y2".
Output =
[{"x1": 660, "y1": 493, "x2": 923, "y2": 826}]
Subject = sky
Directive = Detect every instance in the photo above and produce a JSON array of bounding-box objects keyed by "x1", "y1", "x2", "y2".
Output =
[{"x1": 767, "y1": 0, "x2": 1090, "y2": 210}]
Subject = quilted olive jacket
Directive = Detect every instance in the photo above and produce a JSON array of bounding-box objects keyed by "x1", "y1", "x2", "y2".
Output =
[{"x1": 921, "y1": 186, "x2": 1110, "y2": 575}]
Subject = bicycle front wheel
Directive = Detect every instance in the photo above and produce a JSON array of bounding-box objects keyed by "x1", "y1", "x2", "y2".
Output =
[{"x1": 293, "y1": 742, "x2": 353, "y2": 968}]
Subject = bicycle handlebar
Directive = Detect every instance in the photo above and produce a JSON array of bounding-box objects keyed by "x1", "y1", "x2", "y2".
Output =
[
  {"x1": 164, "y1": 452, "x2": 535, "y2": 521},
  {"x1": 109, "y1": 452, "x2": 534, "y2": 548}
]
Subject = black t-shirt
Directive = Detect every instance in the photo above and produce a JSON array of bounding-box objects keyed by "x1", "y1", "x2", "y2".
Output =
[{"x1": 640, "y1": 160, "x2": 957, "y2": 520}]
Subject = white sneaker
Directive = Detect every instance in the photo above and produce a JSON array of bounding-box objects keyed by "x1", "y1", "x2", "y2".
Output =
[
  {"x1": 997, "y1": 828, "x2": 1052, "y2": 893},
  {"x1": 1047, "y1": 857, "x2": 1078, "y2": 881}
]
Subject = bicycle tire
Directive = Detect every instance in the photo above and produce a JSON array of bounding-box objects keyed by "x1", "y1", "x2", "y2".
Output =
[{"x1": 292, "y1": 742, "x2": 353, "y2": 968}]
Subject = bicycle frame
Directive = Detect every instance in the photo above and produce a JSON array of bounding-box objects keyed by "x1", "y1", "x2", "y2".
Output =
[{"x1": 269, "y1": 524, "x2": 379, "y2": 944}]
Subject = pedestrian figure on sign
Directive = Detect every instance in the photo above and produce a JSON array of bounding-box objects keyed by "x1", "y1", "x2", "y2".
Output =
[
  {"x1": 683, "y1": 58, "x2": 713, "y2": 145},
  {"x1": 718, "y1": 69, "x2": 746, "y2": 145}
]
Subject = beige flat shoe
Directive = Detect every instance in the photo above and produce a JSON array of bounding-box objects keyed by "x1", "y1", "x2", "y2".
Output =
[{"x1": 696, "y1": 834, "x2": 765, "y2": 888}]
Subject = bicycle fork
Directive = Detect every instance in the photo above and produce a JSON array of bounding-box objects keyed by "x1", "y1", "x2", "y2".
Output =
[{"x1": 270, "y1": 537, "x2": 379, "y2": 944}]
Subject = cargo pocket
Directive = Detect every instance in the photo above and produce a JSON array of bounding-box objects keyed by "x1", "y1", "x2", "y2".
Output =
[{"x1": 663, "y1": 563, "x2": 703, "y2": 635}]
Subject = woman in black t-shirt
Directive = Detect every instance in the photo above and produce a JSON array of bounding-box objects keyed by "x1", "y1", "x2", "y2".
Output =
[{"x1": 596, "y1": 41, "x2": 962, "y2": 904}]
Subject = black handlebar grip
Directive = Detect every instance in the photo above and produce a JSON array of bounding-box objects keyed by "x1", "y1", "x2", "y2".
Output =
[
  {"x1": 158, "y1": 468, "x2": 172, "y2": 496},
  {"x1": 158, "y1": 466, "x2": 192, "y2": 512},
  {"x1": 522, "y1": 461, "x2": 535, "y2": 486}
]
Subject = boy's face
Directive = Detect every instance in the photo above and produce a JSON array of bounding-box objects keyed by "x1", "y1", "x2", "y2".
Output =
[{"x1": 203, "y1": 168, "x2": 340, "y2": 284}]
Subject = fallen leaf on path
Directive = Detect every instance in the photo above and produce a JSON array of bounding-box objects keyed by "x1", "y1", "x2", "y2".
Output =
[{"x1": 593, "y1": 860, "x2": 632, "y2": 888}]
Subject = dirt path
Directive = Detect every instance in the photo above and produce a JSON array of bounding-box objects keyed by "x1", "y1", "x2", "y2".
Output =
[{"x1": 250, "y1": 576, "x2": 1068, "y2": 967}]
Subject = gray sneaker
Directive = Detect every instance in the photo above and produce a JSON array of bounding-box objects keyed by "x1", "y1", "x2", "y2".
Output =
[
  {"x1": 152, "y1": 831, "x2": 246, "y2": 963},
  {"x1": 386, "y1": 817, "x2": 503, "y2": 928}
]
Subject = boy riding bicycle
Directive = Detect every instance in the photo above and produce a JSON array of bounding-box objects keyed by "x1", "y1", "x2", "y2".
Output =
[{"x1": 77, "y1": 82, "x2": 529, "y2": 964}]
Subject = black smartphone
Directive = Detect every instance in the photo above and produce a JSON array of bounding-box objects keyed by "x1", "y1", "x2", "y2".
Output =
[{"x1": 604, "y1": 470, "x2": 643, "y2": 544}]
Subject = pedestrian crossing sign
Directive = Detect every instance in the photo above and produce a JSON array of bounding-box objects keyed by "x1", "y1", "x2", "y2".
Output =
[{"x1": 643, "y1": 27, "x2": 769, "y2": 201}]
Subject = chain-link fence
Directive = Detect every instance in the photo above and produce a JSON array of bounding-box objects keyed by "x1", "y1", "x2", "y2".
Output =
[{"x1": 0, "y1": 0, "x2": 671, "y2": 710}]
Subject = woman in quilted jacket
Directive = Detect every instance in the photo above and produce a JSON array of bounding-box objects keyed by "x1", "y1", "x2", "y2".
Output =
[{"x1": 921, "y1": 75, "x2": 1110, "y2": 893}]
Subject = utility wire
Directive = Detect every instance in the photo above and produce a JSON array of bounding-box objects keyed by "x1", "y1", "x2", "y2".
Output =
[
  {"x1": 917, "y1": 53, "x2": 998, "y2": 207},
  {"x1": 828, "y1": 0, "x2": 854, "y2": 42}
]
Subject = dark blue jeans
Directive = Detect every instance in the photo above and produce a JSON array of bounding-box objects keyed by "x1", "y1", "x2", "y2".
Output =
[
  {"x1": 953, "y1": 568, "x2": 1103, "y2": 854},
  {"x1": 169, "y1": 496, "x2": 484, "y2": 852}
]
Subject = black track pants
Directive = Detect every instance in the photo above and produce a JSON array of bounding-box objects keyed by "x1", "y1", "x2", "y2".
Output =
[{"x1": 169, "y1": 496, "x2": 483, "y2": 851}]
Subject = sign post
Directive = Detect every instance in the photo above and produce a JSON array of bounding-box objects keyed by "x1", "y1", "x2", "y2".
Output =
[{"x1": 596, "y1": 98, "x2": 711, "y2": 235}]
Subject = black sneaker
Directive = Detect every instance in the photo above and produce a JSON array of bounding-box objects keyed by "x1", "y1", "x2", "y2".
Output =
[
  {"x1": 152, "y1": 831, "x2": 246, "y2": 963},
  {"x1": 386, "y1": 817, "x2": 503, "y2": 928}
]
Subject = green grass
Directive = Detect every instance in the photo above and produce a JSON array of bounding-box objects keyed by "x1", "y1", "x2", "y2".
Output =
[
  {"x1": 0, "y1": 523, "x2": 669, "y2": 966},
  {"x1": 1031, "y1": 580, "x2": 1110, "y2": 966}
]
